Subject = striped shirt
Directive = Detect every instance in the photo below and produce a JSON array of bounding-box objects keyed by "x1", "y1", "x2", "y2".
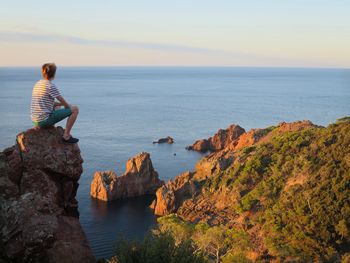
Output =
[{"x1": 31, "y1": 79, "x2": 61, "y2": 122}]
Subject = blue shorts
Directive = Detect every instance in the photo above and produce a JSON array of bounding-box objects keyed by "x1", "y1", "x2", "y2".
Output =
[{"x1": 33, "y1": 108, "x2": 72, "y2": 128}]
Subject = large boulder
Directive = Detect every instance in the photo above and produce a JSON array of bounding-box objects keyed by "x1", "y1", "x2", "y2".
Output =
[
  {"x1": 90, "y1": 152, "x2": 164, "y2": 201},
  {"x1": 186, "y1": 139, "x2": 210, "y2": 152},
  {"x1": 0, "y1": 127, "x2": 94, "y2": 263},
  {"x1": 186, "y1": 124, "x2": 245, "y2": 152}
]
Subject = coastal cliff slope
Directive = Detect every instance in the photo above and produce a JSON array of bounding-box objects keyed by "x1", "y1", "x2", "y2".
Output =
[
  {"x1": 0, "y1": 127, "x2": 95, "y2": 263},
  {"x1": 152, "y1": 118, "x2": 350, "y2": 261}
]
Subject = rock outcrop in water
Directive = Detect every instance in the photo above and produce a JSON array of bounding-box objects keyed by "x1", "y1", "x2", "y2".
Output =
[
  {"x1": 153, "y1": 136, "x2": 174, "y2": 144},
  {"x1": 0, "y1": 127, "x2": 95, "y2": 263},
  {"x1": 90, "y1": 152, "x2": 164, "y2": 201}
]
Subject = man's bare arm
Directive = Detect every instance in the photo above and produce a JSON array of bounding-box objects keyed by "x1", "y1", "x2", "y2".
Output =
[{"x1": 56, "y1": 96, "x2": 70, "y2": 109}]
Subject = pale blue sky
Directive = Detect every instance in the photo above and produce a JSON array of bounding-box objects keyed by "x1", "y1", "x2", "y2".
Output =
[{"x1": 1, "y1": 0, "x2": 349, "y2": 67}]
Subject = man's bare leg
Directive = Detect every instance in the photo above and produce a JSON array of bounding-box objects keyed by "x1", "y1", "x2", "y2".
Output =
[{"x1": 63, "y1": 106, "x2": 79, "y2": 140}]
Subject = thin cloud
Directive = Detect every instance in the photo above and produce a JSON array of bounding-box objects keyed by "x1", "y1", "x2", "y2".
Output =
[
  {"x1": 0, "y1": 30, "x2": 312, "y2": 65},
  {"x1": 0, "y1": 30, "x2": 230, "y2": 55}
]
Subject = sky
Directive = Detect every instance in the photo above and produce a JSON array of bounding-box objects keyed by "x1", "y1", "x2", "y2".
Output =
[{"x1": 0, "y1": 0, "x2": 349, "y2": 67}]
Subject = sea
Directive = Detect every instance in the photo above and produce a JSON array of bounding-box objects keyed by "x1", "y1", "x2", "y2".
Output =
[{"x1": 0, "y1": 67, "x2": 349, "y2": 259}]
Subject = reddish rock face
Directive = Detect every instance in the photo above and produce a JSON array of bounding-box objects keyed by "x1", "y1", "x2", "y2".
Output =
[
  {"x1": 186, "y1": 139, "x2": 210, "y2": 152},
  {"x1": 90, "y1": 170, "x2": 116, "y2": 201},
  {"x1": 90, "y1": 152, "x2": 164, "y2": 201},
  {"x1": 186, "y1": 124, "x2": 245, "y2": 152},
  {"x1": 0, "y1": 127, "x2": 95, "y2": 263},
  {"x1": 210, "y1": 125, "x2": 245, "y2": 151},
  {"x1": 152, "y1": 172, "x2": 199, "y2": 216}
]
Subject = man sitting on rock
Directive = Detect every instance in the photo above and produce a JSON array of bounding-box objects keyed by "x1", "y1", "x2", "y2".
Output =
[{"x1": 31, "y1": 63, "x2": 79, "y2": 143}]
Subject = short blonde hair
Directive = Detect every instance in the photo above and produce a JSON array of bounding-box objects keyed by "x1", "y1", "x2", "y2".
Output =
[{"x1": 42, "y1": 63, "x2": 57, "y2": 80}]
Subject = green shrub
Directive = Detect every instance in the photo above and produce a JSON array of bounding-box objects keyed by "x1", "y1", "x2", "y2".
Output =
[{"x1": 111, "y1": 232, "x2": 207, "y2": 263}]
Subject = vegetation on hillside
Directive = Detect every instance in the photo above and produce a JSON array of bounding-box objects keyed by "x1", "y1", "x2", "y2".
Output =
[
  {"x1": 107, "y1": 119, "x2": 350, "y2": 262},
  {"x1": 102, "y1": 231, "x2": 207, "y2": 263},
  {"x1": 203, "y1": 121, "x2": 350, "y2": 261},
  {"x1": 158, "y1": 214, "x2": 251, "y2": 263},
  {"x1": 336, "y1": 116, "x2": 350, "y2": 123}
]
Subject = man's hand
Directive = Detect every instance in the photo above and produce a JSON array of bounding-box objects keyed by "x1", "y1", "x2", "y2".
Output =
[{"x1": 54, "y1": 101, "x2": 63, "y2": 107}]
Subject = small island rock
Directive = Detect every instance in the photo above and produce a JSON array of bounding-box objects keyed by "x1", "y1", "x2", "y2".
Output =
[
  {"x1": 153, "y1": 136, "x2": 174, "y2": 144},
  {"x1": 90, "y1": 152, "x2": 164, "y2": 201}
]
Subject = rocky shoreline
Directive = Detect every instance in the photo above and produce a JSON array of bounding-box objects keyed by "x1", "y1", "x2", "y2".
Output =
[
  {"x1": 1, "y1": 117, "x2": 349, "y2": 262},
  {"x1": 152, "y1": 120, "x2": 317, "y2": 219}
]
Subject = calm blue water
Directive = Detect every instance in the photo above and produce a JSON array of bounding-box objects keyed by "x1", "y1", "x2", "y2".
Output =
[{"x1": 0, "y1": 67, "x2": 349, "y2": 259}]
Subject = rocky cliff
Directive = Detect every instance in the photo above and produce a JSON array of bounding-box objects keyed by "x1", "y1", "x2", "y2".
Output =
[
  {"x1": 90, "y1": 152, "x2": 164, "y2": 201},
  {"x1": 152, "y1": 119, "x2": 350, "y2": 261},
  {"x1": 0, "y1": 127, "x2": 95, "y2": 263},
  {"x1": 186, "y1": 121, "x2": 316, "y2": 153},
  {"x1": 155, "y1": 120, "x2": 317, "y2": 217}
]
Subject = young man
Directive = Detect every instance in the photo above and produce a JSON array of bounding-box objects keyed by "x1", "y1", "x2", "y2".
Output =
[{"x1": 31, "y1": 63, "x2": 79, "y2": 143}]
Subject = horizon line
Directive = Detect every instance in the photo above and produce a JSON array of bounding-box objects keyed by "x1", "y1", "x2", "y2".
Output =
[{"x1": 0, "y1": 65, "x2": 349, "y2": 70}]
